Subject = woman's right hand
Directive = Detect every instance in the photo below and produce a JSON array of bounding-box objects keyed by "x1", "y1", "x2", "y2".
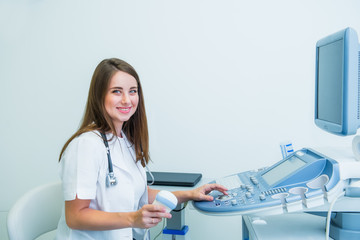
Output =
[{"x1": 132, "y1": 204, "x2": 172, "y2": 229}]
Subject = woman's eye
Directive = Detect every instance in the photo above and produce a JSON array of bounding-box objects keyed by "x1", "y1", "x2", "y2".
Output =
[
  {"x1": 130, "y1": 90, "x2": 137, "y2": 94},
  {"x1": 112, "y1": 90, "x2": 121, "y2": 94}
]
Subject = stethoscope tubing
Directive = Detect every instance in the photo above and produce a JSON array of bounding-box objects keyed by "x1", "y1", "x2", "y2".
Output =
[
  {"x1": 100, "y1": 132, "x2": 114, "y2": 174},
  {"x1": 100, "y1": 131, "x2": 154, "y2": 187}
]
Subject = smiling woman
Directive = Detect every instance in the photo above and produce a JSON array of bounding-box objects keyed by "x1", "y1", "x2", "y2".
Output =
[
  {"x1": 55, "y1": 58, "x2": 228, "y2": 240},
  {"x1": 59, "y1": 58, "x2": 150, "y2": 167}
]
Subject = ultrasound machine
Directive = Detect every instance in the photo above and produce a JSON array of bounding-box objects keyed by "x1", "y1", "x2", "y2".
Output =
[{"x1": 193, "y1": 27, "x2": 360, "y2": 240}]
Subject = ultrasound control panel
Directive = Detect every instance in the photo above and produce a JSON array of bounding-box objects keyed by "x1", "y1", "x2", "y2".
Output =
[{"x1": 193, "y1": 148, "x2": 343, "y2": 216}]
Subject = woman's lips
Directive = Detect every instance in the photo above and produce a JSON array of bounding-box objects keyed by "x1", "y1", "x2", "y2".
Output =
[{"x1": 117, "y1": 107, "x2": 131, "y2": 113}]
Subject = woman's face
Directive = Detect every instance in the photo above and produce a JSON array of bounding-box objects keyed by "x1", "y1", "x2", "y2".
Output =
[{"x1": 104, "y1": 70, "x2": 139, "y2": 135}]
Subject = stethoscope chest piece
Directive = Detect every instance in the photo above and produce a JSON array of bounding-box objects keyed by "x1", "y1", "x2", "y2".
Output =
[{"x1": 106, "y1": 172, "x2": 118, "y2": 187}]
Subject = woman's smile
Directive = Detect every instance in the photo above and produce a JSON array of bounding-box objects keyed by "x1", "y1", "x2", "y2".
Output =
[{"x1": 117, "y1": 106, "x2": 132, "y2": 114}]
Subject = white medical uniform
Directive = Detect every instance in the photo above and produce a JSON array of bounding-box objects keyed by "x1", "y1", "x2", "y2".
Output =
[{"x1": 56, "y1": 131, "x2": 149, "y2": 240}]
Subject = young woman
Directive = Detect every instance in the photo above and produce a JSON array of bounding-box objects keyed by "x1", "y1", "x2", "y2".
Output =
[{"x1": 56, "y1": 58, "x2": 227, "y2": 240}]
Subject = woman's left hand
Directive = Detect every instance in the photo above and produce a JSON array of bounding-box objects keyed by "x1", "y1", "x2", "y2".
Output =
[{"x1": 190, "y1": 183, "x2": 228, "y2": 202}]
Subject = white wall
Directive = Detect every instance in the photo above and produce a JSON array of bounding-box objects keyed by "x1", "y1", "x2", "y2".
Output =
[{"x1": 1, "y1": 0, "x2": 360, "y2": 239}]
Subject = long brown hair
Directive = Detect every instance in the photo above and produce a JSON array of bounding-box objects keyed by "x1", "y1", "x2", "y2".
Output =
[{"x1": 59, "y1": 58, "x2": 150, "y2": 166}]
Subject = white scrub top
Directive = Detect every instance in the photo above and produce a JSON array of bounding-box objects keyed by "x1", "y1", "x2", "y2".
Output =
[{"x1": 56, "y1": 131, "x2": 149, "y2": 240}]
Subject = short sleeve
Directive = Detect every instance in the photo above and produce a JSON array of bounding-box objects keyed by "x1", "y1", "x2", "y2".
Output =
[{"x1": 59, "y1": 132, "x2": 104, "y2": 201}]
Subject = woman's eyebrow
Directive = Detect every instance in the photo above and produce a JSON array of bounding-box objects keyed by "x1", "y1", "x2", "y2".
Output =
[{"x1": 109, "y1": 86, "x2": 138, "y2": 90}]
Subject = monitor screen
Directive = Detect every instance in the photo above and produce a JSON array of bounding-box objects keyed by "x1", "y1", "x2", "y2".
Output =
[
  {"x1": 316, "y1": 39, "x2": 343, "y2": 125},
  {"x1": 261, "y1": 155, "x2": 306, "y2": 186}
]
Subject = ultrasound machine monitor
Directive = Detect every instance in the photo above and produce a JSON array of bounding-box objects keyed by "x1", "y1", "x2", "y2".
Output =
[{"x1": 315, "y1": 27, "x2": 360, "y2": 136}]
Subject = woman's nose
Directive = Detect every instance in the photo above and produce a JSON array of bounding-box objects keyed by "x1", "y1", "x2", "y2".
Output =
[{"x1": 121, "y1": 93, "x2": 130, "y2": 104}]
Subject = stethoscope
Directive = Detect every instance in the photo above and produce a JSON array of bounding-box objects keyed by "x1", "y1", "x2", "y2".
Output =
[
  {"x1": 100, "y1": 132, "x2": 118, "y2": 187},
  {"x1": 100, "y1": 132, "x2": 154, "y2": 188}
]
